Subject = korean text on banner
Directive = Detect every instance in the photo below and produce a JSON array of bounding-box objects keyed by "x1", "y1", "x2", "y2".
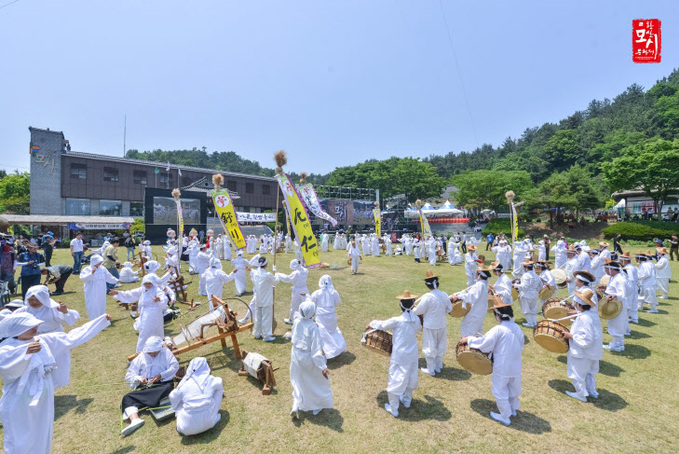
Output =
[
  {"x1": 419, "y1": 210, "x2": 432, "y2": 238},
  {"x1": 373, "y1": 208, "x2": 381, "y2": 237},
  {"x1": 176, "y1": 199, "x2": 184, "y2": 237},
  {"x1": 299, "y1": 183, "x2": 338, "y2": 227},
  {"x1": 212, "y1": 189, "x2": 246, "y2": 249},
  {"x1": 511, "y1": 204, "x2": 518, "y2": 244},
  {"x1": 276, "y1": 173, "x2": 321, "y2": 268}
]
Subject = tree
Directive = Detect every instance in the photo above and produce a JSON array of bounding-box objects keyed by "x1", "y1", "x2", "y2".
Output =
[
  {"x1": 452, "y1": 170, "x2": 532, "y2": 212},
  {"x1": 602, "y1": 138, "x2": 679, "y2": 215},
  {"x1": 0, "y1": 172, "x2": 30, "y2": 214}
]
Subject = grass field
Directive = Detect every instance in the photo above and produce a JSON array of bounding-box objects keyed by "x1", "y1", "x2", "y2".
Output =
[{"x1": 2, "y1": 245, "x2": 678, "y2": 454}]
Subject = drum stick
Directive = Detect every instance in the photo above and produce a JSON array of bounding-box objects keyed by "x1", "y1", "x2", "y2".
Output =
[
  {"x1": 550, "y1": 313, "x2": 580, "y2": 322},
  {"x1": 361, "y1": 329, "x2": 378, "y2": 343}
]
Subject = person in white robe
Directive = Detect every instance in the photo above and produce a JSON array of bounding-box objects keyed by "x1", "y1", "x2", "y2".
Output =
[
  {"x1": 290, "y1": 300, "x2": 333, "y2": 418},
  {"x1": 492, "y1": 240, "x2": 511, "y2": 271},
  {"x1": 453, "y1": 266, "x2": 490, "y2": 337},
  {"x1": 187, "y1": 236, "x2": 201, "y2": 274},
  {"x1": 195, "y1": 245, "x2": 212, "y2": 296},
  {"x1": 511, "y1": 241, "x2": 527, "y2": 278},
  {"x1": 231, "y1": 251, "x2": 248, "y2": 297},
  {"x1": 463, "y1": 301, "x2": 524, "y2": 426},
  {"x1": 120, "y1": 261, "x2": 140, "y2": 283},
  {"x1": 464, "y1": 245, "x2": 481, "y2": 286},
  {"x1": 259, "y1": 235, "x2": 268, "y2": 255},
  {"x1": 111, "y1": 275, "x2": 169, "y2": 352},
  {"x1": 368, "y1": 293, "x2": 422, "y2": 417},
  {"x1": 310, "y1": 275, "x2": 346, "y2": 359},
  {"x1": 0, "y1": 312, "x2": 111, "y2": 453},
  {"x1": 222, "y1": 235, "x2": 232, "y2": 261},
  {"x1": 619, "y1": 252, "x2": 639, "y2": 324},
  {"x1": 79, "y1": 254, "x2": 119, "y2": 320},
  {"x1": 637, "y1": 251, "x2": 658, "y2": 313},
  {"x1": 204, "y1": 258, "x2": 236, "y2": 308},
  {"x1": 139, "y1": 240, "x2": 153, "y2": 261},
  {"x1": 602, "y1": 261, "x2": 627, "y2": 352},
  {"x1": 277, "y1": 259, "x2": 309, "y2": 324},
  {"x1": 251, "y1": 257, "x2": 278, "y2": 341},
  {"x1": 655, "y1": 247, "x2": 671, "y2": 299},
  {"x1": 535, "y1": 260, "x2": 556, "y2": 308},
  {"x1": 403, "y1": 235, "x2": 412, "y2": 256},
  {"x1": 575, "y1": 244, "x2": 591, "y2": 272},
  {"x1": 143, "y1": 260, "x2": 173, "y2": 286},
  {"x1": 237, "y1": 255, "x2": 261, "y2": 324},
  {"x1": 412, "y1": 272, "x2": 452, "y2": 376},
  {"x1": 563, "y1": 288, "x2": 603, "y2": 402},
  {"x1": 563, "y1": 247, "x2": 579, "y2": 297},
  {"x1": 447, "y1": 237, "x2": 460, "y2": 265},
  {"x1": 332, "y1": 232, "x2": 341, "y2": 250},
  {"x1": 163, "y1": 248, "x2": 180, "y2": 279},
  {"x1": 385, "y1": 235, "x2": 393, "y2": 256},
  {"x1": 348, "y1": 240, "x2": 362, "y2": 274},
  {"x1": 293, "y1": 240, "x2": 304, "y2": 262},
  {"x1": 598, "y1": 241, "x2": 612, "y2": 261},
  {"x1": 121, "y1": 336, "x2": 180, "y2": 436},
  {"x1": 321, "y1": 232, "x2": 329, "y2": 253},
  {"x1": 413, "y1": 237, "x2": 421, "y2": 263},
  {"x1": 427, "y1": 237, "x2": 437, "y2": 266},
  {"x1": 214, "y1": 235, "x2": 224, "y2": 260},
  {"x1": 551, "y1": 238, "x2": 568, "y2": 270},
  {"x1": 361, "y1": 235, "x2": 370, "y2": 256},
  {"x1": 588, "y1": 249, "x2": 605, "y2": 285},
  {"x1": 169, "y1": 356, "x2": 223, "y2": 435},
  {"x1": 514, "y1": 261, "x2": 541, "y2": 327},
  {"x1": 489, "y1": 262, "x2": 513, "y2": 306},
  {"x1": 537, "y1": 240, "x2": 546, "y2": 261},
  {"x1": 14, "y1": 285, "x2": 80, "y2": 388}
]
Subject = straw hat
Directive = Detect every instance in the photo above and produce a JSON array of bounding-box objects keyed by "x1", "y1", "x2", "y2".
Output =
[
  {"x1": 574, "y1": 270, "x2": 595, "y2": 283},
  {"x1": 566, "y1": 246, "x2": 577, "y2": 254},
  {"x1": 424, "y1": 270, "x2": 438, "y2": 281},
  {"x1": 520, "y1": 260, "x2": 534, "y2": 267},
  {"x1": 487, "y1": 300, "x2": 513, "y2": 312},
  {"x1": 574, "y1": 288, "x2": 597, "y2": 306},
  {"x1": 604, "y1": 259, "x2": 622, "y2": 270},
  {"x1": 657, "y1": 247, "x2": 669, "y2": 255},
  {"x1": 619, "y1": 251, "x2": 631, "y2": 261},
  {"x1": 468, "y1": 245, "x2": 477, "y2": 251},
  {"x1": 645, "y1": 250, "x2": 655, "y2": 257},
  {"x1": 476, "y1": 264, "x2": 492, "y2": 278},
  {"x1": 396, "y1": 289, "x2": 418, "y2": 300},
  {"x1": 635, "y1": 250, "x2": 647, "y2": 258},
  {"x1": 490, "y1": 261, "x2": 504, "y2": 271},
  {"x1": 535, "y1": 259, "x2": 552, "y2": 269},
  {"x1": 599, "y1": 241, "x2": 609, "y2": 248}
]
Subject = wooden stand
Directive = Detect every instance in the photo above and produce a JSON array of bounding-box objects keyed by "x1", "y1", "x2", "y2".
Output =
[
  {"x1": 238, "y1": 349, "x2": 277, "y2": 395},
  {"x1": 168, "y1": 275, "x2": 192, "y2": 302}
]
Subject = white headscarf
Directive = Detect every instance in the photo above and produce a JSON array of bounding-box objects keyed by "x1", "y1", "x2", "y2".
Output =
[
  {"x1": 289, "y1": 259, "x2": 301, "y2": 270},
  {"x1": 177, "y1": 356, "x2": 212, "y2": 392},
  {"x1": 143, "y1": 335, "x2": 164, "y2": 353},
  {"x1": 144, "y1": 260, "x2": 161, "y2": 274},
  {"x1": 123, "y1": 261, "x2": 133, "y2": 268},
  {"x1": 209, "y1": 258, "x2": 222, "y2": 269},
  {"x1": 0, "y1": 312, "x2": 42, "y2": 339},
  {"x1": 90, "y1": 254, "x2": 104, "y2": 266},
  {"x1": 318, "y1": 275, "x2": 333, "y2": 291},
  {"x1": 299, "y1": 299, "x2": 316, "y2": 320},
  {"x1": 249, "y1": 254, "x2": 261, "y2": 268},
  {"x1": 24, "y1": 285, "x2": 58, "y2": 309}
]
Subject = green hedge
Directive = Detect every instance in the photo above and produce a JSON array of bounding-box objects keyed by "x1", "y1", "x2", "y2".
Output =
[
  {"x1": 481, "y1": 218, "x2": 525, "y2": 237},
  {"x1": 602, "y1": 221, "x2": 679, "y2": 241}
]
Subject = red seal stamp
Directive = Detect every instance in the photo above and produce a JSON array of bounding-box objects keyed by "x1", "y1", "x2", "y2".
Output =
[{"x1": 633, "y1": 19, "x2": 661, "y2": 63}]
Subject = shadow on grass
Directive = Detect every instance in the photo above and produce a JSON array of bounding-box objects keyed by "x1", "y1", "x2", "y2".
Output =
[
  {"x1": 470, "y1": 399, "x2": 551, "y2": 434},
  {"x1": 626, "y1": 330, "x2": 651, "y2": 340},
  {"x1": 556, "y1": 356, "x2": 625, "y2": 377},
  {"x1": 327, "y1": 351, "x2": 356, "y2": 370},
  {"x1": 417, "y1": 358, "x2": 472, "y2": 381},
  {"x1": 54, "y1": 394, "x2": 93, "y2": 420},
  {"x1": 612, "y1": 343, "x2": 651, "y2": 359},
  {"x1": 180, "y1": 409, "x2": 230, "y2": 444},
  {"x1": 291, "y1": 408, "x2": 344, "y2": 432},
  {"x1": 110, "y1": 447, "x2": 137, "y2": 454},
  {"x1": 635, "y1": 318, "x2": 657, "y2": 327},
  {"x1": 547, "y1": 379, "x2": 628, "y2": 412},
  {"x1": 375, "y1": 391, "x2": 452, "y2": 422}
]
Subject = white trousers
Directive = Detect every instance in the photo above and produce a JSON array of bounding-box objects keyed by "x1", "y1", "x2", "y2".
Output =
[
  {"x1": 657, "y1": 278, "x2": 669, "y2": 298},
  {"x1": 253, "y1": 305, "x2": 273, "y2": 338}
]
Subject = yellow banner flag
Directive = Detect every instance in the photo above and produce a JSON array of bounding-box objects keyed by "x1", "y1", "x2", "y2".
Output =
[
  {"x1": 512, "y1": 203, "x2": 518, "y2": 244},
  {"x1": 373, "y1": 208, "x2": 381, "y2": 237},
  {"x1": 419, "y1": 210, "x2": 432, "y2": 238},
  {"x1": 276, "y1": 173, "x2": 321, "y2": 268},
  {"x1": 175, "y1": 199, "x2": 184, "y2": 237},
  {"x1": 212, "y1": 189, "x2": 246, "y2": 249}
]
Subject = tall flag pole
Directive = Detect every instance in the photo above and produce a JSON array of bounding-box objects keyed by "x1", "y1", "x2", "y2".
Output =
[
  {"x1": 416, "y1": 199, "x2": 431, "y2": 239},
  {"x1": 505, "y1": 191, "x2": 516, "y2": 244},
  {"x1": 373, "y1": 201, "x2": 381, "y2": 237}
]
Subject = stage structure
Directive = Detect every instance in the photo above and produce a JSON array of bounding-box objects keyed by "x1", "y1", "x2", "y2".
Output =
[{"x1": 309, "y1": 185, "x2": 378, "y2": 229}]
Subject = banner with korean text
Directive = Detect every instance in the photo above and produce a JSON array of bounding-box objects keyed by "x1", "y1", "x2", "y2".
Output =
[
  {"x1": 212, "y1": 189, "x2": 246, "y2": 249},
  {"x1": 176, "y1": 199, "x2": 184, "y2": 237},
  {"x1": 373, "y1": 208, "x2": 381, "y2": 237},
  {"x1": 419, "y1": 210, "x2": 432, "y2": 238},
  {"x1": 299, "y1": 183, "x2": 338, "y2": 227},
  {"x1": 276, "y1": 173, "x2": 321, "y2": 268}
]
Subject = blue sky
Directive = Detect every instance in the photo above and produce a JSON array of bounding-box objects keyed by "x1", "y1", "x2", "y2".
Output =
[{"x1": 1, "y1": 0, "x2": 677, "y2": 175}]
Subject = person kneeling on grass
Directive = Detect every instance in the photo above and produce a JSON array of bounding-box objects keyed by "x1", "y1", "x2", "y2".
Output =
[
  {"x1": 169, "y1": 357, "x2": 224, "y2": 436},
  {"x1": 562, "y1": 288, "x2": 603, "y2": 403},
  {"x1": 121, "y1": 336, "x2": 180, "y2": 436},
  {"x1": 461, "y1": 301, "x2": 524, "y2": 426},
  {"x1": 367, "y1": 290, "x2": 422, "y2": 418}
]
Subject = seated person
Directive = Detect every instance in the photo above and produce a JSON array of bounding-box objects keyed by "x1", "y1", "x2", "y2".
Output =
[
  {"x1": 121, "y1": 336, "x2": 179, "y2": 436},
  {"x1": 169, "y1": 357, "x2": 224, "y2": 436}
]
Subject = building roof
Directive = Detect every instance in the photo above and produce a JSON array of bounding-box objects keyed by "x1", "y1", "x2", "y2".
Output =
[
  {"x1": 180, "y1": 176, "x2": 241, "y2": 199},
  {"x1": 0, "y1": 214, "x2": 135, "y2": 226},
  {"x1": 63, "y1": 150, "x2": 277, "y2": 182}
]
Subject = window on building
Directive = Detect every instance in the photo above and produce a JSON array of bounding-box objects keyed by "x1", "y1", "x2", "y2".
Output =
[
  {"x1": 103, "y1": 167, "x2": 119, "y2": 182},
  {"x1": 246, "y1": 182, "x2": 254, "y2": 194},
  {"x1": 100, "y1": 200, "x2": 122, "y2": 216},
  {"x1": 262, "y1": 184, "x2": 271, "y2": 195},
  {"x1": 160, "y1": 174, "x2": 172, "y2": 185},
  {"x1": 133, "y1": 170, "x2": 147, "y2": 185},
  {"x1": 70, "y1": 164, "x2": 87, "y2": 180},
  {"x1": 227, "y1": 180, "x2": 237, "y2": 192},
  {"x1": 65, "y1": 198, "x2": 90, "y2": 215},
  {"x1": 130, "y1": 202, "x2": 144, "y2": 217}
]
